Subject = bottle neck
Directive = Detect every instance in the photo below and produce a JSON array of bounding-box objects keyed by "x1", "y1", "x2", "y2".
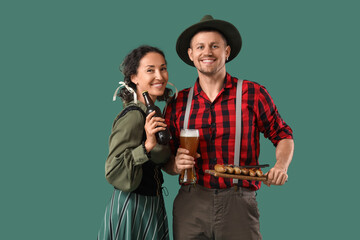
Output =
[
  {"x1": 137, "y1": 94, "x2": 147, "y2": 105},
  {"x1": 142, "y1": 91, "x2": 157, "y2": 106}
]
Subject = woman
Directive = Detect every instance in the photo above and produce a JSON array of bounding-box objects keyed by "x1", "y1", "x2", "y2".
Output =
[{"x1": 98, "y1": 45, "x2": 173, "y2": 240}]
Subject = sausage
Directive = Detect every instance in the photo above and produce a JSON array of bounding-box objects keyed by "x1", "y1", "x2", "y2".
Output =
[
  {"x1": 233, "y1": 166, "x2": 241, "y2": 175},
  {"x1": 255, "y1": 169, "x2": 263, "y2": 177},
  {"x1": 240, "y1": 168, "x2": 249, "y2": 175},
  {"x1": 214, "y1": 164, "x2": 264, "y2": 178},
  {"x1": 249, "y1": 168, "x2": 256, "y2": 177},
  {"x1": 214, "y1": 164, "x2": 226, "y2": 173},
  {"x1": 225, "y1": 165, "x2": 234, "y2": 174}
]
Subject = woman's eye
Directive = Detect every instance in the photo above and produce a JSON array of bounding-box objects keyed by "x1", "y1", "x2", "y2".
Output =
[
  {"x1": 161, "y1": 67, "x2": 167, "y2": 71},
  {"x1": 147, "y1": 69, "x2": 154, "y2": 72}
]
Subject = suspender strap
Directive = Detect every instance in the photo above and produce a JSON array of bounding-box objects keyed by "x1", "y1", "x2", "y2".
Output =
[
  {"x1": 183, "y1": 86, "x2": 194, "y2": 129},
  {"x1": 233, "y1": 80, "x2": 243, "y2": 184},
  {"x1": 183, "y1": 80, "x2": 243, "y2": 185}
]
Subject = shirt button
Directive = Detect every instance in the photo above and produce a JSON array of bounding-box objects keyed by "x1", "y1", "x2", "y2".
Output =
[{"x1": 210, "y1": 158, "x2": 217, "y2": 163}]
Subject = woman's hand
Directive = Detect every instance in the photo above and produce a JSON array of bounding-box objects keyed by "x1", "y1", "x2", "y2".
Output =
[{"x1": 144, "y1": 111, "x2": 167, "y2": 153}]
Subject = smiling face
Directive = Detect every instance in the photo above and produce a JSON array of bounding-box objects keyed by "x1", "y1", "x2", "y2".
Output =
[
  {"x1": 131, "y1": 52, "x2": 168, "y2": 103},
  {"x1": 188, "y1": 31, "x2": 231, "y2": 77}
]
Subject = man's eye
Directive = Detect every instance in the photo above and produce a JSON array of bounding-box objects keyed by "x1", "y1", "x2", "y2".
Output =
[
  {"x1": 197, "y1": 46, "x2": 204, "y2": 50},
  {"x1": 161, "y1": 67, "x2": 167, "y2": 71},
  {"x1": 147, "y1": 69, "x2": 154, "y2": 72},
  {"x1": 212, "y1": 45, "x2": 219, "y2": 48}
]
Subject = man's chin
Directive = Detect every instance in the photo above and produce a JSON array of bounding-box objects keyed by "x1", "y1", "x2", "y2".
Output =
[
  {"x1": 197, "y1": 64, "x2": 226, "y2": 77},
  {"x1": 198, "y1": 68, "x2": 218, "y2": 76}
]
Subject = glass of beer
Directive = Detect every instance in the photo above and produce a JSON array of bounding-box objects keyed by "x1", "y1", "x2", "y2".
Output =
[{"x1": 179, "y1": 129, "x2": 199, "y2": 184}]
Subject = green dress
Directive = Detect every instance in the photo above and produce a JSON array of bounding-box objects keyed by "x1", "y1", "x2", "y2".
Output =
[{"x1": 98, "y1": 102, "x2": 170, "y2": 240}]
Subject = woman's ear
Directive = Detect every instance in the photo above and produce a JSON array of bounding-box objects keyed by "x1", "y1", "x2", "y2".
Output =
[{"x1": 130, "y1": 74, "x2": 138, "y2": 85}]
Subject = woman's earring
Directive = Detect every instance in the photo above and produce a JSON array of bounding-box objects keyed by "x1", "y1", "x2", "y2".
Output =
[{"x1": 167, "y1": 82, "x2": 178, "y2": 99}]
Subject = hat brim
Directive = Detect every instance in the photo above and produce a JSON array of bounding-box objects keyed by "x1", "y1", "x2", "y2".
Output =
[{"x1": 176, "y1": 19, "x2": 242, "y2": 66}]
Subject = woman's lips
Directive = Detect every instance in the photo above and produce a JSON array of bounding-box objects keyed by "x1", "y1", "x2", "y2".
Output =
[{"x1": 151, "y1": 82, "x2": 164, "y2": 88}]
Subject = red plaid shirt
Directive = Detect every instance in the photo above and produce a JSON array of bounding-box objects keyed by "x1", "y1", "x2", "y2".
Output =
[{"x1": 164, "y1": 73, "x2": 293, "y2": 190}]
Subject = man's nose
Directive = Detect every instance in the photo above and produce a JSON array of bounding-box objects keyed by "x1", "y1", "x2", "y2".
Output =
[{"x1": 204, "y1": 46, "x2": 213, "y2": 55}]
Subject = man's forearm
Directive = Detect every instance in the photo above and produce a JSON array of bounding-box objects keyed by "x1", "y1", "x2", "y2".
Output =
[{"x1": 274, "y1": 139, "x2": 294, "y2": 171}]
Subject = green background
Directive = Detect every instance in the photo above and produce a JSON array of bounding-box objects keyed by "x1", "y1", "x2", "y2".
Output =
[{"x1": 1, "y1": 0, "x2": 359, "y2": 239}]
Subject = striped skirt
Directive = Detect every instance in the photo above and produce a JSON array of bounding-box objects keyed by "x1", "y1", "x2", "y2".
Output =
[{"x1": 97, "y1": 189, "x2": 169, "y2": 240}]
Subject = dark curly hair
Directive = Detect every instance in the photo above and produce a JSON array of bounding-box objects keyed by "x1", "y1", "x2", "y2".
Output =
[{"x1": 118, "y1": 45, "x2": 173, "y2": 103}]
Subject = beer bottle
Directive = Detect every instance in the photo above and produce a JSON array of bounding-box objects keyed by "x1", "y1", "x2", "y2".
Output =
[{"x1": 142, "y1": 91, "x2": 171, "y2": 145}]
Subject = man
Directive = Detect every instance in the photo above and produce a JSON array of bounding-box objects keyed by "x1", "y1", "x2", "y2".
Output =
[{"x1": 164, "y1": 15, "x2": 294, "y2": 240}]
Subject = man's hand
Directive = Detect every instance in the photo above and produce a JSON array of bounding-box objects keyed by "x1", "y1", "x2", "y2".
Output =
[
  {"x1": 263, "y1": 166, "x2": 288, "y2": 187},
  {"x1": 264, "y1": 139, "x2": 294, "y2": 187},
  {"x1": 173, "y1": 148, "x2": 200, "y2": 174}
]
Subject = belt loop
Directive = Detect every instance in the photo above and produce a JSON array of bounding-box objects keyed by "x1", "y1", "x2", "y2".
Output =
[
  {"x1": 234, "y1": 185, "x2": 239, "y2": 192},
  {"x1": 238, "y1": 186, "x2": 244, "y2": 196}
]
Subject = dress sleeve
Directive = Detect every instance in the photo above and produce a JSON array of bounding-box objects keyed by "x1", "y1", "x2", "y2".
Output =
[
  {"x1": 150, "y1": 143, "x2": 171, "y2": 165},
  {"x1": 257, "y1": 85, "x2": 293, "y2": 146},
  {"x1": 105, "y1": 110, "x2": 149, "y2": 192}
]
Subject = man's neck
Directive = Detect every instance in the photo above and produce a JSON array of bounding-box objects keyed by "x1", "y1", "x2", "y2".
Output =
[{"x1": 197, "y1": 69, "x2": 226, "y2": 102}]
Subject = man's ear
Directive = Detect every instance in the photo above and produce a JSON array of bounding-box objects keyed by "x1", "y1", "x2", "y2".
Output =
[
  {"x1": 188, "y1": 48, "x2": 194, "y2": 62},
  {"x1": 226, "y1": 45, "x2": 231, "y2": 60}
]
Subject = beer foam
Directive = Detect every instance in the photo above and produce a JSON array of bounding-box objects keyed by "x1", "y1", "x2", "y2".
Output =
[{"x1": 180, "y1": 129, "x2": 199, "y2": 137}]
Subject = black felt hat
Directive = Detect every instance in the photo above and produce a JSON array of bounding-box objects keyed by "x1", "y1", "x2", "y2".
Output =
[{"x1": 176, "y1": 15, "x2": 242, "y2": 66}]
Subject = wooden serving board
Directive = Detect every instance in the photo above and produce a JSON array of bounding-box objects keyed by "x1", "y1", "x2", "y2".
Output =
[{"x1": 205, "y1": 170, "x2": 267, "y2": 181}]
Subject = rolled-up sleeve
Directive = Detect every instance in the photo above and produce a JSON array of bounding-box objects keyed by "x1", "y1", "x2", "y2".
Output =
[{"x1": 257, "y1": 86, "x2": 293, "y2": 146}]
